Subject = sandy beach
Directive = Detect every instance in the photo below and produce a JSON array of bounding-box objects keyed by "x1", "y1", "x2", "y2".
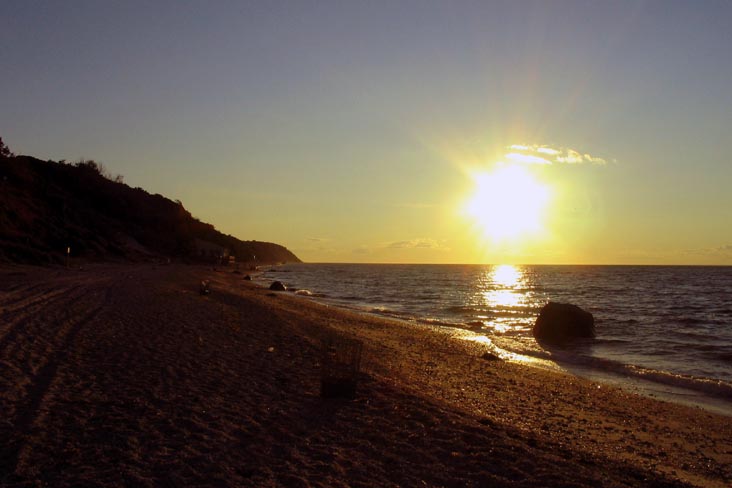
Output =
[{"x1": 0, "y1": 264, "x2": 729, "y2": 487}]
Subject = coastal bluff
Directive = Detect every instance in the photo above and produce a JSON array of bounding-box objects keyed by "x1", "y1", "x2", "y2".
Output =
[{"x1": 0, "y1": 152, "x2": 300, "y2": 265}]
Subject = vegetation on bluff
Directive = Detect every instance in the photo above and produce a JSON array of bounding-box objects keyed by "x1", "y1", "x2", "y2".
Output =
[{"x1": 0, "y1": 138, "x2": 300, "y2": 265}]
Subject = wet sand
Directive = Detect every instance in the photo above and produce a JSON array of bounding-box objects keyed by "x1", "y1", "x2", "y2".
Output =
[{"x1": 0, "y1": 264, "x2": 729, "y2": 487}]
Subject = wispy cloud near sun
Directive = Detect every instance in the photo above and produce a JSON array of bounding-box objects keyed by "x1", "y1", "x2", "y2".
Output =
[
  {"x1": 392, "y1": 202, "x2": 439, "y2": 209},
  {"x1": 683, "y1": 244, "x2": 732, "y2": 256},
  {"x1": 387, "y1": 238, "x2": 449, "y2": 250},
  {"x1": 507, "y1": 144, "x2": 608, "y2": 165}
]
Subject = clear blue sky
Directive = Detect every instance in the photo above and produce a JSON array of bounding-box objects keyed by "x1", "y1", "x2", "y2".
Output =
[{"x1": 3, "y1": 1, "x2": 731, "y2": 263}]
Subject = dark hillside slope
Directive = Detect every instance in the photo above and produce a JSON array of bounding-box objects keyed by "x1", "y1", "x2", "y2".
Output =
[{"x1": 0, "y1": 154, "x2": 300, "y2": 265}]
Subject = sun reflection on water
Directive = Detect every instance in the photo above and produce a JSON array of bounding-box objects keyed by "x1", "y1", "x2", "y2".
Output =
[
  {"x1": 484, "y1": 289, "x2": 521, "y2": 308},
  {"x1": 483, "y1": 265, "x2": 525, "y2": 307},
  {"x1": 480, "y1": 265, "x2": 529, "y2": 333},
  {"x1": 492, "y1": 264, "x2": 521, "y2": 287}
]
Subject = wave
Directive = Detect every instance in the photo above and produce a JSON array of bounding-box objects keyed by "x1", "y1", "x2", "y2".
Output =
[
  {"x1": 710, "y1": 308, "x2": 732, "y2": 314},
  {"x1": 592, "y1": 338, "x2": 631, "y2": 346},
  {"x1": 260, "y1": 263, "x2": 732, "y2": 405},
  {"x1": 675, "y1": 316, "x2": 719, "y2": 325},
  {"x1": 365, "y1": 308, "x2": 468, "y2": 329},
  {"x1": 715, "y1": 352, "x2": 732, "y2": 363},
  {"x1": 668, "y1": 305, "x2": 705, "y2": 311},
  {"x1": 369, "y1": 307, "x2": 413, "y2": 319},
  {"x1": 669, "y1": 329, "x2": 724, "y2": 341},
  {"x1": 527, "y1": 348, "x2": 732, "y2": 400},
  {"x1": 624, "y1": 365, "x2": 732, "y2": 399},
  {"x1": 618, "y1": 318, "x2": 639, "y2": 324},
  {"x1": 685, "y1": 343, "x2": 727, "y2": 352},
  {"x1": 491, "y1": 309, "x2": 536, "y2": 318},
  {"x1": 417, "y1": 317, "x2": 462, "y2": 327},
  {"x1": 443, "y1": 305, "x2": 484, "y2": 314}
]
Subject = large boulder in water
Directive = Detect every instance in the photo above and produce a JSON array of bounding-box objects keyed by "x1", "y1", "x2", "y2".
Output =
[
  {"x1": 269, "y1": 281, "x2": 286, "y2": 291},
  {"x1": 533, "y1": 302, "x2": 594, "y2": 343}
]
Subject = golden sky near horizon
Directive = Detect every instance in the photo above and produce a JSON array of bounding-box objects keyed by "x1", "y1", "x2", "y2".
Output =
[{"x1": 3, "y1": 2, "x2": 732, "y2": 264}]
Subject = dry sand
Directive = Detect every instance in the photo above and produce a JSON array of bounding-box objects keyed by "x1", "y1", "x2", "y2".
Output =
[{"x1": 0, "y1": 264, "x2": 729, "y2": 487}]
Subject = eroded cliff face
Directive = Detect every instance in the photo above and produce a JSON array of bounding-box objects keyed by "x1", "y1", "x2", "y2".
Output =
[{"x1": 0, "y1": 154, "x2": 300, "y2": 265}]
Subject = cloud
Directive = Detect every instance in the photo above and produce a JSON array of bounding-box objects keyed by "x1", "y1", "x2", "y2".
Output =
[
  {"x1": 386, "y1": 238, "x2": 449, "y2": 250},
  {"x1": 505, "y1": 152, "x2": 552, "y2": 165},
  {"x1": 393, "y1": 202, "x2": 439, "y2": 209},
  {"x1": 297, "y1": 237, "x2": 337, "y2": 254},
  {"x1": 536, "y1": 147, "x2": 560, "y2": 156},
  {"x1": 683, "y1": 245, "x2": 732, "y2": 256},
  {"x1": 507, "y1": 144, "x2": 607, "y2": 165},
  {"x1": 352, "y1": 245, "x2": 371, "y2": 255}
]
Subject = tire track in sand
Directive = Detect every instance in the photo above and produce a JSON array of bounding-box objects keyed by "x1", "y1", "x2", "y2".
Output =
[
  {"x1": 0, "y1": 277, "x2": 113, "y2": 480},
  {"x1": 1, "y1": 283, "x2": 76, "y2": 315},
  {"x1": 0, "y1": 284, "x2": 85, "y2": 352}
]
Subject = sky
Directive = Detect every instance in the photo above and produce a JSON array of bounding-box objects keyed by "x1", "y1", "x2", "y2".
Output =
[{"x1": 2, "y1": 0, "x2": 731, "y2": 264}]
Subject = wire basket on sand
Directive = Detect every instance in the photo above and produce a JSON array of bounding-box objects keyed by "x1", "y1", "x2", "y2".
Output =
[{"x1": 320, "y1": 335, "x2": 363, "y2": 399}]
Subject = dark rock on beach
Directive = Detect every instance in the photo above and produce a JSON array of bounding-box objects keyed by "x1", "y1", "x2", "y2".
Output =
[
  {"x1": 533, "y1": 302, "x2": 594, "y2": 343},
  {"x1": 269, "y1": 281, "x2": 287, "y2": 291}
]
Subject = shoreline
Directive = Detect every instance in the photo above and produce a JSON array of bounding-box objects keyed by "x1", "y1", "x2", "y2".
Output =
[
  {"x1": 248, "y1": 269, "x2": 732, "y2": 487},
  {"x1": 1, "y1": 264, "x2": 730, "y2": 487},
  {"x1": 253, "y1": 266, "x2": 732, "y2": 418}
]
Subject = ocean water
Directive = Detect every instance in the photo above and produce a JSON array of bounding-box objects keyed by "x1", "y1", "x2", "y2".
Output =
[{"x1": 257, "y1": 264, "x2": 732, "y2": 414}]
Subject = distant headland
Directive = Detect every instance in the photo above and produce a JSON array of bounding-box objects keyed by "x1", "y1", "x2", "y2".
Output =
[{"x1": 0, "y1": 138, "x2": 300, "y2": 266}]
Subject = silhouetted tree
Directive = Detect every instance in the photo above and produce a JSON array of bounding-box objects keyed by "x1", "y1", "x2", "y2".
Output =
[
  {"x1": 74, "y1": 159, "x2": 124, "y2": 183},
  {"x1": 0, "y1": 137, "x2": 14, "y2": 157},
  {"x1": 75, "y1": 159, "x2": 102, "y2": 173}
]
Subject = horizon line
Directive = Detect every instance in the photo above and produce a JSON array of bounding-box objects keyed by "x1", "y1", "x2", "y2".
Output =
[{"x1": 288, "y1": 261, "x2": 732, "y2": 267}]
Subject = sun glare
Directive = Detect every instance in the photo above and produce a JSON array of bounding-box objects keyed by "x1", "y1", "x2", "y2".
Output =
[
  {"x1": 482, "y1": 265, "x2": 524, "y2": 310},
  {"x1": 464, "y1": 165, "x2": 550, "y2": 242},
  {"x1": 492, "y1": 264, "x2": 521, "y2": 287}
]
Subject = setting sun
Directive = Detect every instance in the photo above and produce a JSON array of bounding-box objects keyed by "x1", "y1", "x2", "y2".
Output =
[
  {"x1": 4, "y1": 4, "x2": 732, "y2": 486},
  {"x1": 464, "y1": 165, "x2": 551, "y2": 242}
]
